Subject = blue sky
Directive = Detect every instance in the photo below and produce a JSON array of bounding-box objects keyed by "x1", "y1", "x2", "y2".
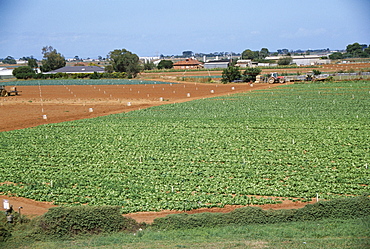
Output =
[{"x1": 0, "y1": 0, "x2": 369, "y2": 59}]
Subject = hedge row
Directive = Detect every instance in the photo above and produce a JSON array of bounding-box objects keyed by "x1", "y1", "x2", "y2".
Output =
[
  {"x1": 1, "y1": 197, "x2": 368, "y2": 240},
  {"x1": 151, "y1": 196, "x2": 370, "y2": 230},
  {"x1": 38, "y1": 206, "x2": 140, "y2": 238}
]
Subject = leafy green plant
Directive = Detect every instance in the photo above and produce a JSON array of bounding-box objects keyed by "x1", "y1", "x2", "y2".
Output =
[{"x1": 0, "y1": 80, "x2": 369, "y2": 213}]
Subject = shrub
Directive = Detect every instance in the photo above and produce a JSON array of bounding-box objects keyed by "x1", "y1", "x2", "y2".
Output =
[
  {"x1": 277, "y1": 56, "x2": 293, "y2": 65},
  {"x1": 90, "y1": 71, "x2": 101, "y2": 79},
  {"x1": 38, "y1": 206, "x2": 139, "y2": 238},
  {"x1": 152, "y1": 197, "x2": 370, "y2": 230},
  {"x1": 53, "y1": 72, "x2": 67, "y2": 79},
  {"x1": 0, "y1": 225, "x2": 11, "y2": 242},
  {"x1": 0, "y1": 215, "x2": 11, "y2": 242},
  {"x1": 243, "y1": 67, "x2": 262, "y2": 82},
  {"x1": 221, "y1": 66, "x2": 241, "y2": 83},
  {"x1": 12, "y1": 66, "x2": 36, "y2": 79},
  {"x1": 293, "y1": 196, "x2": 370, "y2": 221},
  {"x1": 312, "y1": 69, "x2": 321, "y2": 75},
  {"x1": 0, "y1": 212, "x2": 27, "y2": 241},
  {"x1": 157, "y1": 60, "x2": 173, "y2": 69}
]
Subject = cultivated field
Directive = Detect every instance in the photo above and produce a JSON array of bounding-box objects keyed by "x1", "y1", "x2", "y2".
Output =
[
  {"x1": 141, "y1": 62, "x2": 370, "y2": 81},
  {"x1": 0, "y1": 79, "x2": 264, "y2": 132},
  {"x1": 0, "y1": 79, "x2": 369, "y2": 223}
]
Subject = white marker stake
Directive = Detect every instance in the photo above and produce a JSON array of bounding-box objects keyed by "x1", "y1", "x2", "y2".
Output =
[{"x1": 3, "y1": 199, "x2": 9, "y2": 209}]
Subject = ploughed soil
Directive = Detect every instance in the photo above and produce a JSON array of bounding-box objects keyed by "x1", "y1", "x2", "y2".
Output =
[
  {"x1": 0, "y1": 81, "x2": 275, "y2": 132},
  {"x1": 1, "y1": 80, "x2": 313, "y2": 223}
]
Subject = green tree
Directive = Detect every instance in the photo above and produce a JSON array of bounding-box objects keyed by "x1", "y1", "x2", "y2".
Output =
[
  {"x1": 27, "y1": 58, "x2": 38, "y2": 69},
  {"x1": 182, "y1": 51, "x2": 193, "y2": 57},
  {"x1": 12, "y1": 66, "x2": 36, "y2": 79},
  {"x1": 157, "y1": 60, "x2": 173, "y2": 69},
  {"x1": 143, "y1": 61, "x2": 155, "y2": 70},
  {"x1": 345, "y1": 42, "x2": 363, "y2": 58},
  {"x1": 2, "y1": 56, "x2": 16, "y2": 64},
  {"x1": 277, "y1": 56, "x2": 293, "y2": 65},
  {"x1": 104, "y1": 64, "x2": 114, "y2": 73},
  {"x1": 108, "y1": 49, "x2": 141, "y2": 78},
  {"x1": 329, "y1": 52, "x2": 343, "y2": 60},
  {"x1": 259, "y1": 48, "x2": 270, "y2": 59},
  {"x1": 365, "y1": 45, "x2": 370, "y2": 55},
  {"x1": 40, "y1": 46, "x2": 66, "y2": 72},
  {"x1": 241, "y1": 49, "x2": 259, "y2": 60},
  {"x1": 221, "y1": 66, "x2": 241, "y2": 83},
  {"x1": 243, "y1": 67, "x2": 262, "y2": 82}
]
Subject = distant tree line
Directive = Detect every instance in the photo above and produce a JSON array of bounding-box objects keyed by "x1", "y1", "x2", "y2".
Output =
[
  {"x1": 329, "y1": 42, "x2": 370, "y2": 60},
  {"x1": 221, "y1": 66, "x2": 262, "y2": 83},
  {"x1": 0, "y1": 56, "x2": 17, "y2": 64},
  {"x1": 12, "y1": 46, "x2": 143, "y2": 79},
  {"x1": 6, "y1": 42, "x2": 370, "y2": 80}
]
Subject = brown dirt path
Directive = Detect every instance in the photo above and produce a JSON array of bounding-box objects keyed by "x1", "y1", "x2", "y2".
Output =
[
  {"x1": 1, "y1": 80, "x2": 309, "y2": 223},
  {"x1": 124, "y1": 199, "x2": 313, "y2": 224}
]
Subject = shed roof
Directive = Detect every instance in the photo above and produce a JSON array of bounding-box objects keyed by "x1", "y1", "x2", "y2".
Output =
[
  {"x1": 173, "y1": 58, "x2": 202, "y2": 66},
  {"x1": 47, "y1": 66, "x2": 105, "y2": 74},
  {"x1": 205, "y1": 59, "x2": 230, "y2": 63}
]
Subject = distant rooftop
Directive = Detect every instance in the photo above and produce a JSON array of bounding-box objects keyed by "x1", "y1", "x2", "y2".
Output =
[{"x1": 46, "y1": 66, "x2": 105, "y2": 74}]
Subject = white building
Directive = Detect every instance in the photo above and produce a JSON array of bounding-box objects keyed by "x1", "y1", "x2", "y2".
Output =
[
  {"x1": 140, "y1": 56, "x2": 160, "y2": 63},
  {"x1": 203, "y1": 60, "x2": 230, "y2": 69},
  {"x1": 235, "y1": 60, "x2": 252, "y2": 68},
  {"x1": 0, "y1": 67, "x2": 14, "y2": 79},
  {"x1": 266, "y1": 55, "x2": 331, "y2": 66}
]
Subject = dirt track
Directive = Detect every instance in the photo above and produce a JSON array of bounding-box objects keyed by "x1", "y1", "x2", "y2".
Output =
[{"x1": 1, "y1": 80, "x2": 313, "y2": 223}]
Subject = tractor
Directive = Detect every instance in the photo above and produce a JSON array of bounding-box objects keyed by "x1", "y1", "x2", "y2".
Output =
[
  {"x1": 0, "y1": 85, "x2": 8, "y2": 97},
  {"x1": 267, "y1": 72, "x2": 286, "y2": 83},
  {"x1": 0, "y1": 85, "x2": 21, "y2": 97}
]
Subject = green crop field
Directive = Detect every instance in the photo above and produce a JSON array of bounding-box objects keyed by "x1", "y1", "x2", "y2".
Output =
[{"x1": 0, "y1": 81, "x2": 369, "y2": 213}]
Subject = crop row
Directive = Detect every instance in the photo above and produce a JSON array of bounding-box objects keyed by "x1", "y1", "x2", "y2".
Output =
[{"x1": 0, "y1": 81, "x2": 369, "y2": 213}]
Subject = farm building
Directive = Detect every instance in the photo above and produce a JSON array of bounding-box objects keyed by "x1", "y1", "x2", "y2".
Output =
[
  {"x1": 265, "y1": 55, "x2": 331, "y2": 66},
  {"x1": 45, "y1": 66, "x2": 105, "y2": 74},
  {"x1": 235, "y1": 60, "x2": 252, "y2": 68},
  {"x1": 139, "y1": 56, "x2": 160, "y2": 63},
  {"x1": 0, "y1": 67, "x2": 14, "y2": 79},
  {"x1": 173, "y1": 58, "x2": 203, "y2": 69},
  {"x1": 203, "y1": 59, "x2": 230, "y2": 69}
]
